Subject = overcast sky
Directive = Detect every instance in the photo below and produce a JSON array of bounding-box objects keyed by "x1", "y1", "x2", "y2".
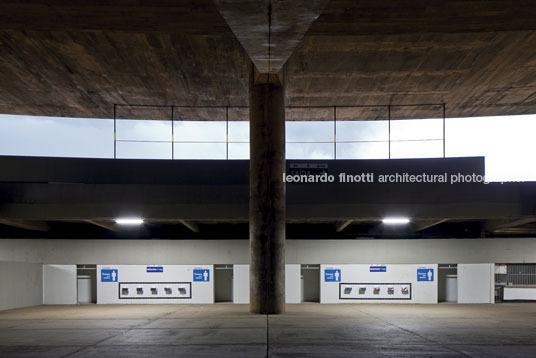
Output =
[{"x1": 1, "y1": 114, "x2": 535, "y2": 181}]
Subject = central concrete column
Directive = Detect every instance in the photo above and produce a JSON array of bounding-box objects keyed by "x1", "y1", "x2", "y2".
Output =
[{"x1": 249, "y1": 64, "x2": 286, "y2": 314}]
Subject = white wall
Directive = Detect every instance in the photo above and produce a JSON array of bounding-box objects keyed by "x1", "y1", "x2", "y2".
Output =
[
  {"x1": 1, "y1": 238, "x2": 534, "y2": 307},
  {"x1": 1, "y1": 238, "x2": 535, "y2": 265},
  {"x1": 233, "y1": 264, "x2": 249, "y2": 304},
  {"x1": 97, "y1": 265, "x2": 213, "y2": 304},
  {"x1": 504, "y1": 287, "x2": 536, "y2": 300},
  {"x1": 287, "y1": 240, "x2": 536, "y2": 265},
  {"x1": 231, "y1": 264, "x2": 302, "y2": 304},
  {"x1": 457, "y1": 263, "x2": 494, "y2": 304},
  {"x1": 285, "y1": 264, "x2": 301, "y2": 304},
  {"x1": 0, "y1": 239, "x2": 248, "y2": 264},
  {"x1": 320, "y1": 264, "x2": 438, "y2": 304},
  {"x1": 0, "y1": 261, "x2": 42, "y2": 310},
  {"x1": 43, "y1": 265, "x2": 77, "y2": 304}
]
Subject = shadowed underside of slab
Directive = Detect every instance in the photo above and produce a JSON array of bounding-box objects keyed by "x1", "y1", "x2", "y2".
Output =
[
  {"x1": 1, "y1": 1, "x2": 536, "y2": 118},
  {"x1": 213, "y1": 0, "x2": 329, "y2": 73}
]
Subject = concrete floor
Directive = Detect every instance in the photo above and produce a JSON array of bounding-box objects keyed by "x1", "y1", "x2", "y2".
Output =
[{"x1": 0, "y1": 304, "x2": 535, "y2": 357}]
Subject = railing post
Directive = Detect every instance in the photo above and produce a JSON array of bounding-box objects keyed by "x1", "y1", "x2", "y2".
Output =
[
  {"x1": 171, "y1": 106, "x2": 175, "y2": 160},
  {"x1": 443, "y1": 103, "x2": 446, "y2": 158},
  {"x1": 226, "y1": 106, "x2": 229, "y2": 160},
  {"x1": 333, "y1": 106, "x2": 337, "y2": 160},
  {"x1": 113, "y1": 104, "x2": 117, "y2": 159},
  {"x1": 388, "y1": 104, "x2": 391, "y2": 159}
]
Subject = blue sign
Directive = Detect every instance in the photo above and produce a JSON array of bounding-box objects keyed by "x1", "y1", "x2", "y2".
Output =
[
  {"x1": 324, "y1": 269, "x2": 341, "y2": 282},
  {"x1": 417, "y1": 268, "x2": 434, "y2": 281},
  {"x1": 370, "y1": 265, "x2": 387, "y2": 272},
  {"x1": 101, "y1": 269, "x2": 118, "y2": 282},
  {"x1": 193, "y1": 269, "x2": 210, "y2": 282},
  {"x1": 147, "y1": 266, "x2": 163, "y2": 273}
]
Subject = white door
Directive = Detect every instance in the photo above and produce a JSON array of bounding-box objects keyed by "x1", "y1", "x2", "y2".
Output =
[
  {"x1": 457, "y1": 264, "x2": 494, "y2": 303},
  {"x1": 77, "y1": 276, "x2": 93, "y2": 304},
  {"x1": 445, "y1": 275, "x2": 457, "y2": 302}
]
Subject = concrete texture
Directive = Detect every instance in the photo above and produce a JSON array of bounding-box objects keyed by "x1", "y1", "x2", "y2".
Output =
[
  {"x1": 3, "y1": 238, "x2": 536, "y2": 266},
  {"x1": 2, "y1": 1, "x2": 536, "y2": 118},
  {"x1": 249, "y1": 65, "x2": 286, "y2": 314},
  {"x1": 0, "y1": 262, "x2": 42, "y2": 311},
  {"x1": 0, "y1": 304, "x2": 535, "y2": 357},
  {"x1": 213, "y1": 0, "x2": 329, "y2": 73}
]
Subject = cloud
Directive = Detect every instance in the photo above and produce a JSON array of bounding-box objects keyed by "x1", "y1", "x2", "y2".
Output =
[{"x1": 1, "y1": 114, "x2": 535, "y2": 181}]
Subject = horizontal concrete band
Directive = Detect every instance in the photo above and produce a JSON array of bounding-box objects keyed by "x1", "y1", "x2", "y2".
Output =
[{"x1": 1, "y1": 238, "x2": 535, "y2": 265}]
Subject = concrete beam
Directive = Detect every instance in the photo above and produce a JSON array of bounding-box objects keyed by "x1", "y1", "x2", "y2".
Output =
[
  {"x1": 178, "y1": 220, "x2": 200, "y2": 233},
  {"x1": 0, "y1": 219, "x2": 49, "y2": 231},
  {"x1": 1, "y1": 157, "x2": 533, "y2": 223},
  {"x1": 413, "y1": 219, "x2": 449, "y2": 232},
  {"x1": 85, "y1": 220, "x2": 119, "y2": 232},
  {"x1": 335, "y1": 220, "x2": 353, "y2": 233},
  {"x1": 486, "y1": 217, "x2": 536, "y2": 232},
  {"x1": 213, "y1": 0, "x2": 329, "y2": 73}
]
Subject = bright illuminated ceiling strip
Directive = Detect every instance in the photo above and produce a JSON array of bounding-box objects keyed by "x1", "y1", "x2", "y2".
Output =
[
  {"x1": 382, "y1": 217, "x2": 410, "y2": 225},
  {"x1": 114, "y1": 218, "x2": 144, "y2": 225}
]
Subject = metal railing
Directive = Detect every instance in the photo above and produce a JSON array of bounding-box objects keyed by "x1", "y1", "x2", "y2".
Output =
[
  {"x1": 113, "y1": 103, "x2": 446, "y2": 160},
  {"x1": 496, "y1": 264, "x2": 536, "y2": 286}
]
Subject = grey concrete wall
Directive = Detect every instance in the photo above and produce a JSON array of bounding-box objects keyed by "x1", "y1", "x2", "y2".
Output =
[
  {"x1": 1, "y1": 238, "x2": 536, "y2": 265},
  {"x1": 0, "y1": 261, "x2": 42, "y2": 310},
  {"x1": 287, "y1": 239, "x2": 536, "y2": 264},
  {"x1": 42, "y1": 265, "x2": 77, "y2": 305},
  {"x1": 0, "y1": 240, "x2": 249, "y2": 264}
]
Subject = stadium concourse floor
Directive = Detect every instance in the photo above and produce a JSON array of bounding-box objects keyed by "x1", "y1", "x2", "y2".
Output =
[{"x1": 0, "y1": 303, "x2": 535, "y2": 357}]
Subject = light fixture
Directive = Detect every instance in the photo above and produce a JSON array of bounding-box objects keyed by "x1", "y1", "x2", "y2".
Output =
[
  {"x1": 382, "y1": 217, "x2": 410, "y2": 225},
  {"x1": 115, "y1": 218, "x2": 144, "y2": 225}
]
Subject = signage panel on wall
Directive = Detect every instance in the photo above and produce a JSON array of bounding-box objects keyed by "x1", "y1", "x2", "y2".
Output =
[
  {"x1": 147, "y1": 266, "x2": 163, "y2": 273},
  {"x1": 339, "y1": 283, "x2": 412, "y2": 300},
  {"x1": 417, "y1": 268, "x2": 434, "y2": 281},
  {"x1": 370, "y1": 265, "x2": 387, "y2": 272},
  {"x1": 289, "y1": 163, "x2": 328, "y2": 176},
  {"x1": 325, "y1": 269, "x2": 341, "y2": 282},
  {"x1": 101, "y1": 269, "x2": 118, "y2": 282},
  {"x1": 193, "y1": 269, "x2": 210, "y2": 282},
  {"x1": 119, "y1": 282, "x2": 191, "y2": 299}
]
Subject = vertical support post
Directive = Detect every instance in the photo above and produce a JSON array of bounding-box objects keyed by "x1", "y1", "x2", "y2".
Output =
[
  {"x1": 171, "y1": 106, "x2": 175, "y2": 160},
  {"x1": 388, "y1": 105, "x2": 391, "y2": 159},
  {"x1": 249, "y1": 64, "x2": 286, "y2": 314},
  {"x1": 113, "y1": 104, "x2": 117, "y2": 159},
  {"x1": 333, "y1": 106, "x2": 337, "y2": 160},
  {"x1": 443, "y1": 103, "x2": 446, "y2": 158},
  {"x1": 226, "y1": 106, "x2": 229, "y2": 160}
]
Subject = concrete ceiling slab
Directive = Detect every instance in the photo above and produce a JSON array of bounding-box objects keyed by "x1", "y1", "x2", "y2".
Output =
[
  {"x1": 213, "y1": 0, "x2": 329, "y2": 73},
  {"x1": 1, "y1": 1, "x2": 536, "y2": 118}
]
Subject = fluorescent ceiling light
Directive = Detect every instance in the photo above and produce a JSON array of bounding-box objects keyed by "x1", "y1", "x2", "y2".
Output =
[
  {"x1": 115, "y1": 218, "x2": 144, "y2": 225},
  {"x1": 382, "y1": 217, "x2": 410, "y2": 225}
]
